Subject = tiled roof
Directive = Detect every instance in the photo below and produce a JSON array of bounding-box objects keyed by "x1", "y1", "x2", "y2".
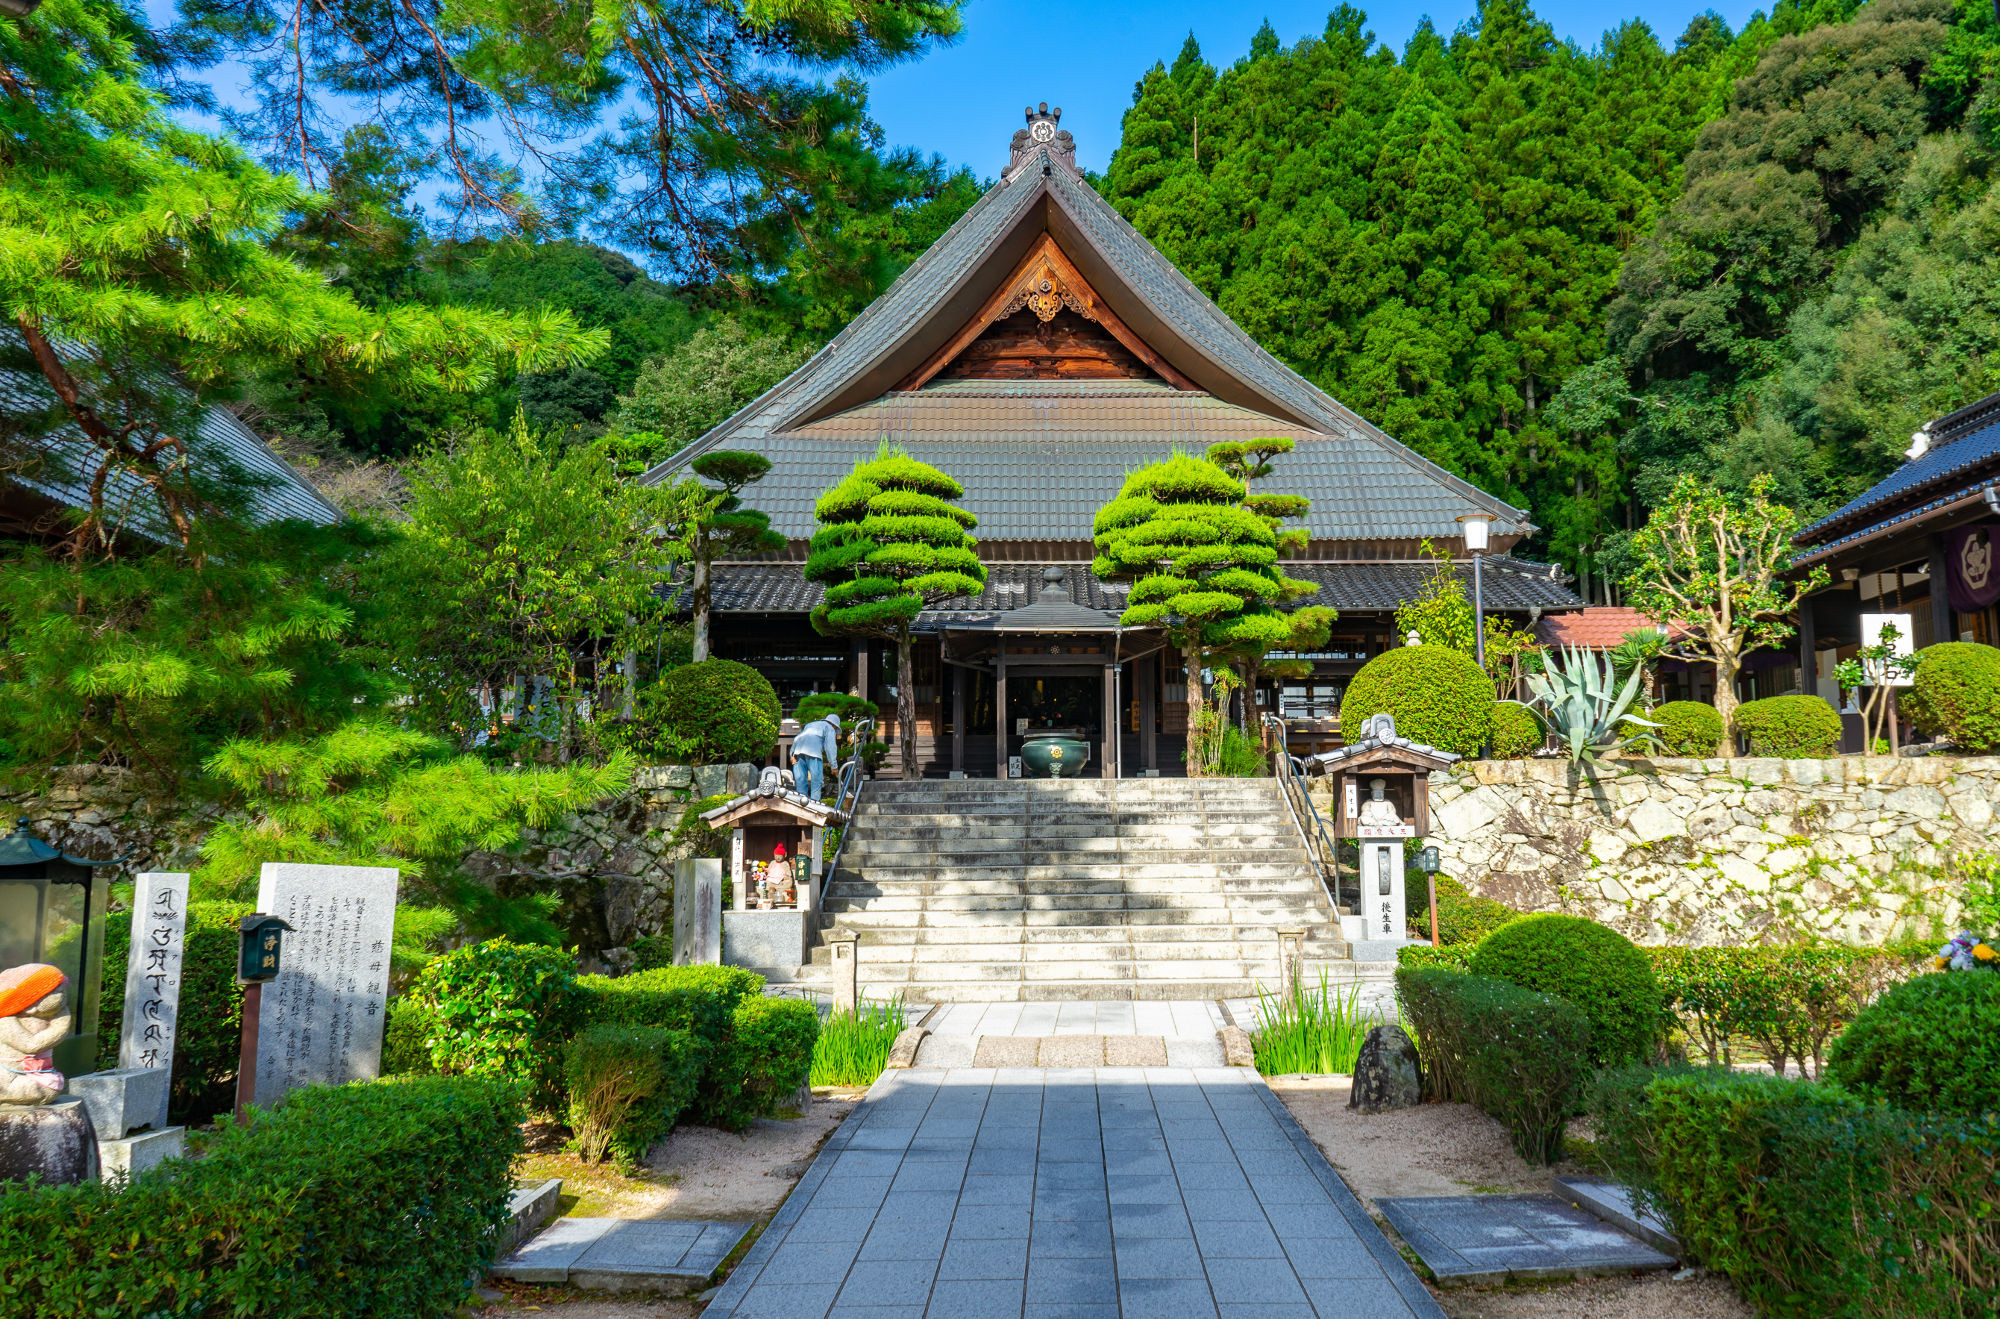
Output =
[
  {"x1": 1796, "y1": 393, "x2": 2000, "y2": 551},
  {"x1": 2, "y1": 340, "x2": 341, "y2": 534},
  {"x1": 708, "y1": 381, "x2": 1526, "y2": 543},
  {"x1": 703, "y1": 558, "x2": 1581, "y2": 617},
  {"x1": 1534, "y1": 608, "x2": 1662, "y2": 650},
  {"x1": 642, "y1": 146, "x2": 1531, "y2": 546}
]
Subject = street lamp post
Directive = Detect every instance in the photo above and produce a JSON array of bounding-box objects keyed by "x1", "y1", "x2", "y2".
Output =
[{"x1": 1456, "y1": 514, "x2": 1493, "y2": 671}]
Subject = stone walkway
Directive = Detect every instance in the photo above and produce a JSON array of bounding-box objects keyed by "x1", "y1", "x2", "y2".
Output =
[{"x1": 705, "y1": 1065, "x2": 1445, "y2": 1318}]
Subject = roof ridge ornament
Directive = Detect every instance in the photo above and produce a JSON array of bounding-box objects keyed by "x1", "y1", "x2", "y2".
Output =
[{"x1": 1008, "y1": 102, "x2": 1075, "y2": 176}]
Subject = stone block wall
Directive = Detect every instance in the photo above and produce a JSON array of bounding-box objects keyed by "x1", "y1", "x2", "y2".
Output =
[{"x1": 1346, "y1": 756, "x2": 1999, "y2": 946}]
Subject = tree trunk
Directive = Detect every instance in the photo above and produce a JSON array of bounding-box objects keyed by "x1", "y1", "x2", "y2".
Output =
[
  {"x1": 1713, "y1": 653, "x2": 1741, "y2": 757},
  {"x1": 1183, "y1": 641, "x2": 1208, "y2": 777},
  {"x1": 691, "y1": 544, "x2": 711, "y2": 663},
  {"x1": 895, "y1": 627, "x2": 919, "y2": 781}
]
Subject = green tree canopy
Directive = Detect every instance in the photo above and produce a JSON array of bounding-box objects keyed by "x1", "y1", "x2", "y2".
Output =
[
  {"x1": 608, "y1": 323, "x2": 813, "y2": 475},
  {"x1": 804, "y1": 442, "x2": 984, "y2": 780},
  {"x1": 681, "y1": 451, "x2": 785, "y2": 662}
]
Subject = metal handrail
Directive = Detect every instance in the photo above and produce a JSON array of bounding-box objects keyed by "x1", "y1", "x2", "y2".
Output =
[
  {"x1": 1263, "y1": 714, "x2": 1349, "y2": 912},
  {"x1": 819, "y1": 717, "x2": 875, "y2": 895}
]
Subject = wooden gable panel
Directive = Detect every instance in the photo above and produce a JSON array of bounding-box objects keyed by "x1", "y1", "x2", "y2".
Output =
[{"x1": 937, "y1": 308, "x2": 1154, "y2": 382}]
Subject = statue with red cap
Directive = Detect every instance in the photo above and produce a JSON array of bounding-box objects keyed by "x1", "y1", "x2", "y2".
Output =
[{"x1": 0, "y1": 963, "x2": 100, "y2": 1183}]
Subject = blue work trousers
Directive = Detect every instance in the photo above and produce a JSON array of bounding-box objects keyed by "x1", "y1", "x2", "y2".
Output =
[{"x1": 792, "y1": 755, "x2": 823, "y2": 801}]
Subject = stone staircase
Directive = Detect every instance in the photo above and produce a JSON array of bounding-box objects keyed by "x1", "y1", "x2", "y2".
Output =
[{"x1": 795, "y1": 778, "x2": 1349, "y2": 1002}]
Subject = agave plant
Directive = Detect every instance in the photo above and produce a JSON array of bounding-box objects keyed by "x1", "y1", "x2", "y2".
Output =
[{"x1": 1522, "y1": 643, "x2": 1661, "y2": 765}]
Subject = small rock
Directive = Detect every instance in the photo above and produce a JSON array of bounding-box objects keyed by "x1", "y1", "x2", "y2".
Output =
[
  {"x1": 1347, "y1": 1025, "x2": 1421, "y2": 1113},
  {"x1": 1217, "y1": 1025, "x2": 1255, "y2": 1068}
]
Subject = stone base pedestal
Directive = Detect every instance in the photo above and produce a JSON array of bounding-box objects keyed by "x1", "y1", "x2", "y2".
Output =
[
  {"x1": 99, "y1": 1125, "x2": 185, "y2": 1180},
  {"x1": 0, "y1": 1097, "x2": 100, "y2": 1186},
  {"x1": 68, "y1": 1067, "x2": 169, "y2": 1139}
]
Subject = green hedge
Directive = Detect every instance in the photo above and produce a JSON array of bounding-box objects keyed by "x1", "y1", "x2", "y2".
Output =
[
  {"x1": 578, "y1": 964, "x2": 764, "y2": 1042},
  {"x1": 98, "y1": 899, "x2": 251, "y2": 1125},
  {"x1": 407, "y1": 939, "x2": 582, "y2": 1109},
  {"x1": 1648, "y1": 701, "x2": 1724, "y2": 756},
  {"x1": 1903, "y1": 641, "x2": 2000, "y2": 752},
  {"x1": 380, "y1": 997, "x2": 439, "y2": 1076},
  {"x1": 1394, "y1": 967, "x2": 1591, "y2": 1162},
  {"x1": 1648, "y1": 943, "x2": 1885, "y2": 1076},
  {"x1": 1432, "y1": 874, "x2": 1519, "y2": 946},
  {"x1": 1733, "y1": 694, "x2": 1842, "y2": 758},
  {"x1": 698, "y1": 995, "x2": 819, "y2": 1130},
  {"x1": 565, "y1": 1025, "x2": 706, "y2": 1169},
  {"x1": 1471, "y1": 913, "x2": 1659, "y2": 1067},
  {"x1": 1339, "y1": 645, "x2": 1494, "y2": 757},
  {"x1": 1396, "y1": 943, "x2": 1474, "y2": 971},
  {"x1": 1826, "y1": 971, "x2": 2000, "y2": 1116},
  {"x1": 646, "y1": 658, "x2": 781, "y2": 764},
  {"x1": 1594, "y1": 1068, "x2": 1999, "y2": 1318},
  {"x1": 1489, "y1": 702, "x2": 1542, "y2": 759},
  {"x1": 0, "y1": 1076, "x2": 523, "y2": 1318}
]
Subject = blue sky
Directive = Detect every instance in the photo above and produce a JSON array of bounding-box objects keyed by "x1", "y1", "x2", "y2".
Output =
[{"x1": 866, "y1": 0, "x2": 1765, "y2": 177}]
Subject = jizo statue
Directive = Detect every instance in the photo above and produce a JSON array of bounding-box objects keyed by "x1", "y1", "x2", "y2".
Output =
[
  {"x1": 0, "y1": 964, "x2": 70, "y2": 1106},
  {"x1": 1357, "y1": 777, "x2": 1401, "y2": 828}
]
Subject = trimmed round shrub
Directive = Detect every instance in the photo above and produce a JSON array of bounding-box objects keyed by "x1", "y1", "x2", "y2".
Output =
[
  {"x1": 1903, "y1": 641, "x2": 2000, "y2": 752},
  {"x1": 1825, "y1": 971, "x2": 2000, "y2": 1116},
  {"x1": 646, "y1": 658, "x2": 781, "y2": 764},
  {"x1": 794, "y1": 693, "x2": 878, "y2": 727},
  {"x1": 1732, "y1": 694, "x2": 1841, "y2": 759},
  {"x1": 1646, "y1": 701, "x2": 1725, "y2": 756},
  {"x1": 1490, "y1": 702, "x2": 1542, "y2": 759},
  {"x1": 1433, "y1": 873, "x2": 1521, "y2": 946},
  {"x1": 408, "y1": 939, "x2": 582, "y2": 1108},
  {"x1": 1340, "y1": 644, "x2": 1494, "y2": 757},
  {"x1": 1469, "y1": 914, "x2": 1660, "y2": 1067},
  {"x1": 698, "y1": 994, "x2": 820, "y2": 1129}
]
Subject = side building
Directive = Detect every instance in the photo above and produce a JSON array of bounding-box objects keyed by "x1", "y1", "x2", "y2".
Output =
[{"x1": 644, "y1": 107, "x2": 1581, "y2": 776}]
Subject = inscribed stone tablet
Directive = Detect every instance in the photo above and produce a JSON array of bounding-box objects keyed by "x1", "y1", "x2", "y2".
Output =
[
  {"x1": 117, "y1": 872, "x2": 189, "y2": 1131},
  {"x1": 254, "y1": 864, "x2": 400, "y2": 1104}
]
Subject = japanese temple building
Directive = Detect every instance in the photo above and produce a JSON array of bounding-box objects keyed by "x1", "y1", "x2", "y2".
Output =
[{"x1": 644, "y1": 107, "x2": 1582, "y2": 776}]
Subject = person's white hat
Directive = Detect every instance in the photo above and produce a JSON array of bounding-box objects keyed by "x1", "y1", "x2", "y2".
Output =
[{"x1": 824, "y1": 713, "x2": 842, "y2": 728}]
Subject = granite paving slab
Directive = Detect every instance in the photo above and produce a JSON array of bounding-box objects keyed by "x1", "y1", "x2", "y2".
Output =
[
  {"x1": 706, "y1": 1067, "x2": 1444, "y2": 1319},
  {"x1": 1376, "y1": 1194, "x2": 1676, "y2": 1286},
  {"x1": 491, "y1": 1217, "x2": 751, "y2": 1290},
  {"x1": 1551, "y1": 1177, "x2": 1681, "y2": 1255}
]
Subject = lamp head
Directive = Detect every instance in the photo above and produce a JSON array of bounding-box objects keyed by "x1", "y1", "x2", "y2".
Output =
[{"x1": 1455, "y1": 512, "x2": 1492, "y2": 553}]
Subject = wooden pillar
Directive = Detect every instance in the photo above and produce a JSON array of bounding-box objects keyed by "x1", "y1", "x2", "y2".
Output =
[
  {"x1": 1101, "y1": 662, "x2": 1118, "y2": 779},
  {"x1": 1797, "y1": 593, "x2": 1818, "y2": 700},
  {"x1": 1139, "y1": 653, "x2": 1158, "y2": 772},
  {"x1": 951, "y1": 662, "x2": 966, "y2": 775},
  {"x1": 995, "y1": 643, "x2": 1009, "y2": 779},
  {"x1": 850, "y1": 639, "x2": 869, "y2": 704},
  {"x1": 1928, "y1": 534, "x2": 1956, "y2": 646}
]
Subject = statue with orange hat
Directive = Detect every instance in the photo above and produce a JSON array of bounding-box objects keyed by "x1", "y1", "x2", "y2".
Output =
[{"x1": 0, "y1": 963, "x2": 71, "y2": 1106}]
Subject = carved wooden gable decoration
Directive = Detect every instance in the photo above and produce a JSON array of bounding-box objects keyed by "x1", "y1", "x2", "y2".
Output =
[{"x1": 900, "y1": 234, "x2": 1197, "y2": 391}]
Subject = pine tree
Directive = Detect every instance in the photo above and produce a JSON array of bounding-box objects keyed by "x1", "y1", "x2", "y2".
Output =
[
  {"x1": 681, "y1": 453, "x2": 785, "y2": 662},
  {"x1": 805, "y1": 444, "x2": 985, "y2": 780}
]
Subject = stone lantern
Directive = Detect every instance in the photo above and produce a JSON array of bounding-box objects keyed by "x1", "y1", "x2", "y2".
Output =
[
  {"x1": 1307, "y1": 715, "x2": 1460, "y2": 959},
  {"x1": 0, "y1": 820, "x2": 115, "y2": 1077}
]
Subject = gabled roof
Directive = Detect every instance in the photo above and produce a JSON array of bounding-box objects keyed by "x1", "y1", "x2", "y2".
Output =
[
  {"x1": 641, "y1": 140, "x2": 1530, "y2": 547},
  {"x1": 1796, "y1": 390, "x2": 2000, "y2": 554}
]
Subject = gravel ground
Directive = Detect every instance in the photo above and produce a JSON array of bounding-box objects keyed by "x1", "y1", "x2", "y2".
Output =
[{"x1": 1269, "y1": 1075, "x2": 1752, "y2": 1319}]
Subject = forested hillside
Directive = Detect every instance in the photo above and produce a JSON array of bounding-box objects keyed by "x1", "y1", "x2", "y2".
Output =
[{"x1": 1101, "y1": 0, "x2": 2000, "y2": 597}]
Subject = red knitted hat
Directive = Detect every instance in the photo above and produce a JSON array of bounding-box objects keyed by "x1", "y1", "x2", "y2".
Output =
[{"x1": 0, "y1": 964, "x2": 66, "y2": 1018}]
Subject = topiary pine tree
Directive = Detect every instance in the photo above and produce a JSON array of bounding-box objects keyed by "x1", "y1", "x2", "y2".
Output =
[
  {"x1": 1205, "y1": 438, "x2": 1336, "y2": 748},
  {"x1": 1093, "y1": 452, "x2": 1293, "y2": 776},
  {"x1": 682, "y1": 452, "x2": 784, "y2": 662},
  {"x1": 805, "y1": 442, "x2": 984, "y2": 780}
]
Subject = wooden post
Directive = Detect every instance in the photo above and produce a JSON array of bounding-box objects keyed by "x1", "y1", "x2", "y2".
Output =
[
  {"x1": 951, "y1": 664, "x2": 966, "y2": 776},
  {"x1": 730, "y1": 828, "x2": 747, "y2": 911},
  {"x1": 1139, "y1": 653, "x2": 1158, "y2": 773},
  {"x1": 1797, "y1": 593, "x2": 1818, "y2": 699},
  {"x1": 1428, "y1": 875, "x2": 1440, "y2": 948},
  {"x1": 995, "y1": 643, "x2": 1009, "y2": 779},
  {"x1": 1927, "y1": 533, "x2": 1955, "y2": 647},
  {"x1": 233, "y1": 982, "x2": 260, "y2": 1123}
]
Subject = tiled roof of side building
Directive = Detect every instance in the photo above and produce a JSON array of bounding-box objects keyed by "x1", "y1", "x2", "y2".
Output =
[
  {"x1": 1533, "y1": 607, "x2": 1662, "y2": 650},
  {"x1": 701, "y1": 558, "x2": 1582, "y2": 616},
  {"x1": 1797, "y1": 401, "x2": 2000, "y2": 547},
  {"x1": 2, "y1": 351, "x2": 340, "y2": 534}
]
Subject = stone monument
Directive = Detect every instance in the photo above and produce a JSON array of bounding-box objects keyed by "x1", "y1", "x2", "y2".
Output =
[
  {"x1": 68, "y1": 873, "x2": 192, "y2": 1178},
  {"x1": 0, "y1": 963, "x2": 98, "y2": 1184},
  {"x1": 253, "y1": 864, "x2": 400, "y2": 1105},
  {"x1": 1348, "y1": 1024, "x2": 1422, "y2": 1113},
  {"x1": 672, "y1": 858, "x2": 722, "y2": 966}
]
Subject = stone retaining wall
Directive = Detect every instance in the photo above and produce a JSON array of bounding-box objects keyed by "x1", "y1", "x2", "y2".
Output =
[{"x1": 1377, "y1": 756, "x2": 2000, "y2": 945}]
